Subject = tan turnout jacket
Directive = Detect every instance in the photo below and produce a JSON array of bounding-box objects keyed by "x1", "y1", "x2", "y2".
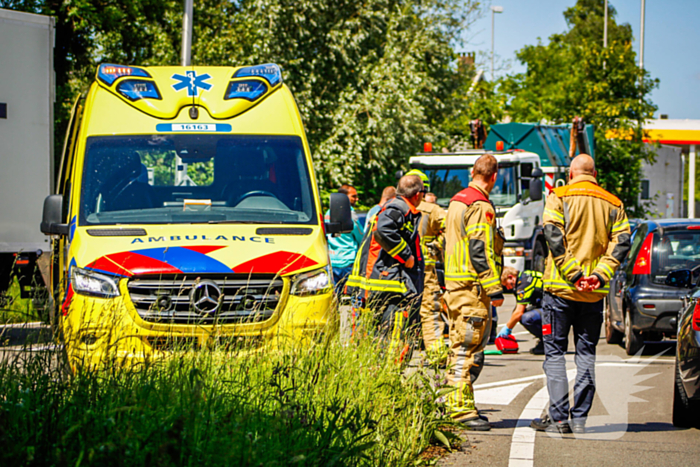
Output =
[
  {"x1": 417, "y1": 201, "x2": 446, "y2": 268},
  {"x1": 543, "y1": 174, "x2": 632, "y2": 302},
  {"x1": 444, "y1": 183, "x2": 504, "y2": 297}
]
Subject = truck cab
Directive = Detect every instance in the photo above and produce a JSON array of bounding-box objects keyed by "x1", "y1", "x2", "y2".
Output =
[
  {"x1": 41, "y1": 63, "x2": 351, "y2": 369},
  {"x1": 409, "y1": 149, "x2": 545, "y2": 271}
]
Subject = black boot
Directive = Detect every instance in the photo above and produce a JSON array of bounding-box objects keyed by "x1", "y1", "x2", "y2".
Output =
[
  {"x1": 529, "y1": 339, "x2": 545, "y2": 355},
  {"x1": 454, "y1": 414, "x2": 492, "y2": 431},
  {"x1": 530, "y1": 414, "x2": 571, "y2": 433}
]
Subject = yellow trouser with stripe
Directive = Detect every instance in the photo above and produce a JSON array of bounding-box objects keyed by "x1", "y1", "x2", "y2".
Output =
[
  {"x1": 444, "y1": 283, "x2": 492, "y2": 419},
  {"x1": 420, "y1": 266, "x2": 447, "y2": 355}
]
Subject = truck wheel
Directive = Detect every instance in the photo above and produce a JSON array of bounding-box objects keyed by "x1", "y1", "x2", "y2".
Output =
[
  {"x1": 673, "y1": 359, "x2": 700, "y2": 427},
  {"x1": 624, "y1": 310, "x2": 643, "y2": 355},
  {"x1": 532, "y1": 241, "x2": 547, "y2": 273},
  {"x1": 604, "y1": 304, "x2": 623, "y2": 345}
]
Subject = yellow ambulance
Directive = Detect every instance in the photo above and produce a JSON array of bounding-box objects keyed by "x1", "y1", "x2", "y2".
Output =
[{"x1": 41, "y1": 63, "x2": 352, "y2": 369}]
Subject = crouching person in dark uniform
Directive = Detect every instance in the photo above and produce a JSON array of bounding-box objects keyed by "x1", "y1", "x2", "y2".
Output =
[
  {"x1": 345, "y1": 174, "x2": 425, "y2": 363},
  {"x1": 498, "y1": 266, "x2": 545, "y2": 354}
]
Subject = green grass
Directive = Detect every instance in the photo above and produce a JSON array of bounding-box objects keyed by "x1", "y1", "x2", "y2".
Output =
[
  {"x1": 0, "y1": 276, "x2": 41, "y2": 324},
  {"x1": 0, "y1": 325, "x2": 458, "y2": 466}
]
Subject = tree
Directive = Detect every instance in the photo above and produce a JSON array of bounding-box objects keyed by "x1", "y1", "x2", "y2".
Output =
[{"x1": 498, "y1": 0, "x2": 658, "y2": 215}]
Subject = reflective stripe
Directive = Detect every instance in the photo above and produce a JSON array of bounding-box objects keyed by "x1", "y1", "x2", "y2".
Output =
[
  {"x1": 346, "y1": 275, "x2": 408, "y2": 293},
  {"x1": 544, "y1": 279, "x2": 610, "y2": 293},
  {"x1": 598, "y1": 262, "x2": 614, "y2": 279},
  {"x1": 445, "y1": 272, "x2": 479, "y2": 281},
  {"x1": 612, "y1": 220, "x2": 630, "y2": 233},
  {"x1": 480, "y1": 276, "x2": 500, "y2": 288},
  {"x1": 562, "y1": 257, "x2": 579, "y2": 275},
  {"x1": 466, "y1": 223, "x2": 489, "y2": 234},
  {"x1": 388, "y1": 238, "x2": 407, "y2": 257},
  {"x1": 544, "y1": 208, "x2": 564, "y2": 222}
]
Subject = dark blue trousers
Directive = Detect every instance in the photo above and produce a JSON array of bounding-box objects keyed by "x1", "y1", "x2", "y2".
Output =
[
  {"x1": 520, "y1": 308, "x2": 542, "y2": 339},
  {"x1": 541, "y1": 293, "x2": 603, "y2": 423}
]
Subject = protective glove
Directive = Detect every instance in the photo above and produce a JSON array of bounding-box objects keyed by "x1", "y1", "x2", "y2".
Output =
[{"x1": 497, "y1": 327, "x2": 512, "y2": 339}]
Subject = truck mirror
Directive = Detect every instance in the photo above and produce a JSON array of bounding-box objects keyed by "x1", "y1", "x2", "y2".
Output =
[
  {"x1": 528, "y1": 168, "x2": 544, "y2": 202},
  {"x1": 325, "y1": 193, "x2": 353, "y2": 235},
  {"x1": 395, "y1": 170, "x2": 404, "y2": 180},
  {"x1": 40, "y1": 194, "x2": 69, "y2": 236},
  {"x1": 665, "y1": 269, "x2": 692, "y2": 289},
  {"x1": 529, "y1": 177, "x2": 543, "y2": 202}
]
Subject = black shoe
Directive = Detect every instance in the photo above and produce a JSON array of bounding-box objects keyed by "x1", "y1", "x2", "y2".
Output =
[
  {"x1": 529, "y1": 339, "x2": 545, "y2": 355},
  {"x1": 530, "y1": 414, "x2": 571, "y2": 433},
  {"x1": 455, "y1": 415, "x2": 492, "y2": 431},
  {"x1": 571, "y1": 420, "x2": 586, "y2": 434}
]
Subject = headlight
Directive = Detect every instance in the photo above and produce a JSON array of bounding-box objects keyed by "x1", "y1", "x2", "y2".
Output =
[
  {"x1": 71, "y1": 267, "x2": 121, "y2": 298},
  {"x1": 291, "y1": 266, "x2": 332, "y2": 296},
  {"x1": 502, "y1": 247, "x2": 525, "y2": 257}
]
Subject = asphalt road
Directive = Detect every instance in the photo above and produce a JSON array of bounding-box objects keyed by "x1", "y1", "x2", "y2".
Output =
[{"x1": 438, "y1": 295, "x2": 700, "y2": 467}]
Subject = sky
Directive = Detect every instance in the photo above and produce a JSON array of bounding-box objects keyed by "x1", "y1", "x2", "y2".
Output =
[{"x1": 464, "y1": 0, "x2": 700, "y2": 120}]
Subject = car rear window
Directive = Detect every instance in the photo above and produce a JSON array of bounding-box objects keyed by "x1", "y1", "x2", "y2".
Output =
[{"x1": 651, "y1": 230, "x2": 700, "y2": 284}]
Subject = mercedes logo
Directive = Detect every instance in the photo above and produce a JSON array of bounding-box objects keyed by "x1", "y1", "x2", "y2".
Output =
[{"x1": 190, "y1": 280, "x2": 222, "y2": 314}]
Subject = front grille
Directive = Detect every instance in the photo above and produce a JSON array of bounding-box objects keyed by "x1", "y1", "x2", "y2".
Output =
[{"x1": 127, "y1": 274, "x2": 284, "y2": 324}]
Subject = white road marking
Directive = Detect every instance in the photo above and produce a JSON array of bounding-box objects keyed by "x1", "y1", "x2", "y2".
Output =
[
  {"x1": 474, "y1": 373, "x2": 546, "y2": 390},
  {"x1": 476, "y1": 382, "x2": 534, "y2": 406},
  {"x1": 508, "y1": 369, "x2": 576, "y2": 467}
]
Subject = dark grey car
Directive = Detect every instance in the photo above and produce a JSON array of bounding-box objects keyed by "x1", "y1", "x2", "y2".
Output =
[
  {"x1": 663, "y1": 268, "x2": 700, "y2": 427},
  {"x1": 605, "y1": 219, "x2": 700, "y2": 355}
]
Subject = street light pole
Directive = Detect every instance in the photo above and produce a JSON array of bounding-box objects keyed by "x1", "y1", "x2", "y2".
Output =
[
  {"x1": 603, "y1": 0, "x2": 608, "y2": 49},
  {"x1": 639, "y1": 0, "x2": 645, "y2": 69},
  {"x1": 181, "y1": 0, "x2": 193, "y2": 67},
  {"x1": 491, "y1": 6, "x2": 503, "y2": 82}
]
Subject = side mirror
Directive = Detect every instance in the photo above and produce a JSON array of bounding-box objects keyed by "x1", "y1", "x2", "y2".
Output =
[
  {"x1": 665, "y1": 269, "x2": 693, "y2": 289},
  {"x1": 395, "y1": 170, "x2": 405, "y2": 180},
  {"x1": 40, "y1": 194, "x2": 69, "y2": 236},
  {"x1": 325, "y1": 193, "x2": 353, "y2": 235},
  {"x1": 529, "y1": 169, "x2": 543, "y2": 202}
]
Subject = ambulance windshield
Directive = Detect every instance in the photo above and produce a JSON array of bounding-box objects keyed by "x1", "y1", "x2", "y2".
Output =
[
  {"x1": 80, "y1": 134, "x2": 317, "y2": 226},
  {"x1": 421, "y1": 164, "x2": 518, "y2": 207}
]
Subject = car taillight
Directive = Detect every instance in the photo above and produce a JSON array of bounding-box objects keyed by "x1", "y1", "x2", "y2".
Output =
[
  {"x1": 632, "y1": 233, "x2": 653, "y2": 275},
  {"x1": 693, "y1": 300, "x2": 700, "y2": 332}
]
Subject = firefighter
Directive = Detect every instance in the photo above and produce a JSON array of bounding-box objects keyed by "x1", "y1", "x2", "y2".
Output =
[
  {"x1": 443, "y1": 154, "x2": 504, "y2": 431},
  {"x1": 345, "y1": 174, "x2": 425, "y2": 361},
  {"x1": 497, "y1": 266, "x2": 545, "y2": 355},
  {"x1": 405, "y1": 169, "x2": 448, "y2": 366},
  {"x1": 530, "y1": 154, "x2": 631, "y2": 434}
]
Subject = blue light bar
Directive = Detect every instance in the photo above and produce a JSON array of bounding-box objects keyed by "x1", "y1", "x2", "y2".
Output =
[
  {"x1": 116, "y1": 80, "x2": 161, "y2": 101},
  {"x1": 98, "y1": 63, "x2": 150, "y2": 86},
  {"x1": 224, "y1": 80, "x2": 268, "y2": 101},
  {"x1": 233, "y1": 64, "x2": 282, "y2": 87}
]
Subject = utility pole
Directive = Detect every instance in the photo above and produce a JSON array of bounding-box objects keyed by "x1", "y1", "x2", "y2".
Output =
[
  {"x1": 603, "y1": 0, "x2": 608, "y2": 48},
  {"x1": 603, "y1": 0, "x2": 608, "y2": 69},
  {"x1": 639, "y1": 0, "x2": 645, "y2": 70},
  {"x1": 181, "y1": 0, "x2": 193, "y2": 67},
  {"x1": 490, "y1": 6, "x2": 503, "y2": 82}
]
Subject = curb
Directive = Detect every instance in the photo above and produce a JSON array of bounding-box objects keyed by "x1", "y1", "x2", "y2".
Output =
[{"x1": 0, "y1": 322, "x2": 52, "y2": 347}]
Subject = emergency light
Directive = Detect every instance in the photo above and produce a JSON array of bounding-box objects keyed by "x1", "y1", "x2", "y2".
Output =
[
  {"x1": 233, "y1": 64, "x2": 282, "y2": 86},
  {"x1": 116, "y1": 80, "x2": 162, "y2": 101},
  {"x1": 224, "y1": 79, "x2": 268, "y2": 101},
  {"x1": 98, "y1": 63, "x2": 151, "y2": 86}
]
